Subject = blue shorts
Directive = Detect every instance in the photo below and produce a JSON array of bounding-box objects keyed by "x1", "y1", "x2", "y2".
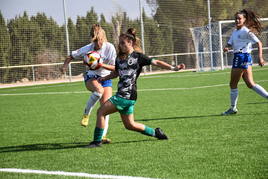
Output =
[
  {"x1": 232, "y1": 53, "x2": 252, "y2": 69},
  {"x1": 83, "y1": 71, "x2": 112, "y2": 87}
]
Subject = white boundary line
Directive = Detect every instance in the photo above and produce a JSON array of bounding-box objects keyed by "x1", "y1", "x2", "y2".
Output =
[
  {"x1": 1, "y1": 67, "x2": 267, "y2": 91},
  {"x1": 0, "y1": 80, "x2": 267, "y2": 96},
  {"x1": 0, "y1": 67, "x2": 267, "y2": 89},
  {"x1": 0, "y1": 168, "x2": 158, "y2": 179}
]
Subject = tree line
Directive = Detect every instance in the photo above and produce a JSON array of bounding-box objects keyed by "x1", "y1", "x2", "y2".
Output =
[{"x1": 0, "y1": 0, "x2": 267, "y2": 83}]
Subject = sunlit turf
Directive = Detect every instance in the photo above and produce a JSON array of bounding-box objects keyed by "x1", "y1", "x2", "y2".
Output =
[{"x1": 0, "y1": 66, "x2": 267, "y2": 179}]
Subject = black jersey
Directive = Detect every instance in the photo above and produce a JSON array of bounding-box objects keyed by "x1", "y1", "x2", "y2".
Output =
[{"x1": 115, "y1": 52, "x2": 153, "y2": 100}]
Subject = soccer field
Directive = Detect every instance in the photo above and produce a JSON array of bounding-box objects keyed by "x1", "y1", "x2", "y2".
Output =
[{"x1": 0, "y1": 67, "x2": 267, "y2": 179}]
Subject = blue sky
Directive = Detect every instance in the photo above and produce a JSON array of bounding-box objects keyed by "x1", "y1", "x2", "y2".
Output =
[{"x1": 0, "y1": 0, "x2": 153, "y2": 25}]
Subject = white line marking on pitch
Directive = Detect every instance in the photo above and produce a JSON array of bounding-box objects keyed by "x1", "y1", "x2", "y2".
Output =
[
  {"x1": 1, "y1": 67, "x2": 267, "y2": 90},
  {"x1": 0, "y1": 80, "x2": 267, "y2": 96},
  {"x1": 0, "y1": 168, "x2": 159, "y2": 179},
  {"x1": 0, "y1": 91, "x2": 89, "y2": 96}
]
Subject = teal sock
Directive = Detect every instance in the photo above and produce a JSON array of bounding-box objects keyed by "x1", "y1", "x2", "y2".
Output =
[
  {"x1": 141, "y1": 126, "x2": 155, "y2": 137},
  {"x1": 94, "y1": 127, "x2": 104, "y2": 142}
]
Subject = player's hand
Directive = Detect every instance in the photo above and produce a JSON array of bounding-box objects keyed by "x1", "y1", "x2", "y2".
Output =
[
  {"x1": 93, "y1": 63, "x2": 103, "y2": 70},
  {"x1": 223, "y1": 47, "x2": 229, "y2": 52},
  {"x1": 60, "y1": 66, "x2": 67, "y2": 73},
  {"x1": 178, "y1": 63, "x2": 185, "y2": 70},
  {"x1": 60, "y1": 56, "x2": 72, "y2": 73},
  {"x1": 173, "y1": 63, "x2": 185, "y2": 71},
  {"x1": 258, "y1": 57, "x2": 265, "y2": 67},
  {"x1": 97, "y1": 77, "x2": 105, "y2": 82}
]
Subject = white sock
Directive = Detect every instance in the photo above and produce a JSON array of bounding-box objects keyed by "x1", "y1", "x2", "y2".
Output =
[
  {"x1": 230, "y1": 88, "x2": 238, "y2": 109},
  {"x1": 252, "y1": 84, "x2": 268, "y2": 99},
  {"x1": 84, "y1": 91, "x2": 102, "y2": 115},
  {"x1": 103, "y1": 115, "x2": 109, "y2": 137}
]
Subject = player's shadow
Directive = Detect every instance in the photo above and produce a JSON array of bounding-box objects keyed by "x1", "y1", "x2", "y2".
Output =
[
  {"x1": 246, "y1": 101, "x2": 268, "y2": 104},
  {"x1": 135, "y1": 114, "x2": 222, "y2": 122},
  {"x1": 135, "y1": 112, "x2": 268, "y2": 122},
  {"x1": 0, "y1": 142, "x2": 89, "y2": 153},
  {"x1": 110, "y1": 139, "x2": 155, "y2": 145},
  {"x1": 0, "y1": 140, "x2": 156, "y2": 153}
]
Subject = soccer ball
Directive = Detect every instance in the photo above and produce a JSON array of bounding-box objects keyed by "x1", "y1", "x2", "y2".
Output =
[{"x1": 84, "y1": 51, "x2": 102, "y2": 70}]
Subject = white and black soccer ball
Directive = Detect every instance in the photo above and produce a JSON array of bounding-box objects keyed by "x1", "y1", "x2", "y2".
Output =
[{"x1": 84, "y1": 51, "x2": 102, "y2": 70}]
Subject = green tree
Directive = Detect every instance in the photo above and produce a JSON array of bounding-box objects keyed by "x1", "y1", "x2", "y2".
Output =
[
  {"x1": 31, "y1": 13, "x2": 64, "y2": 56},
  {"x1": 143, "y1": 10, "x2": 166, "y2": 55},
  {"x1": 75, "y1": 16, "x2": 89, "y2": 49},
  {"x1": 0, "y1": 11, "x2": 11, "y2": 83},
  {"x1": 7, "y1": 12, "x2": 44, "y2": 82},
  {"x1": 99, "y1": 14, "x2": 114, "y2": 43},
  {"x1": 85, "y1": 7, "x2": 98, "y2": 26},
  {"x1": 0, "y1": 11, "x2": 11, "y2": 67},
  {"x1": 67, "y1": 18, "x2": 77, "y2": 51}
]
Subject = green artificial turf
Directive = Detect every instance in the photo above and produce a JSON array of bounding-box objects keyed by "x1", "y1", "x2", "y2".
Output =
[{"x1": 0, "y1": 67, "x2": 267, "y2": 179}]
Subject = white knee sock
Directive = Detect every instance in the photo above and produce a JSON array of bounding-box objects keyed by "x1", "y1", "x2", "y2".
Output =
[
  {"x1": 84, "y1": 92, "x2": 102, "y2": 115},
  {"x1": 230, "y1": 88, "x2": 238, "y2": 109},
  {"x1": 252, "y1": 84, "x2": 268, "y2": 99},
  {"x1": 103, "y1": 115, "x2": 110, "y2": 137}
]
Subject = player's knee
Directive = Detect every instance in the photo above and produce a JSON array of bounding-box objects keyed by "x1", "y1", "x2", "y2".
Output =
[
  {"x1": 95, "y1": 87, "x2": 104, "y2": 95},
  {"x1": 85, "y1": 81, "x2": 104, "y2": 94},
  {"x1": 97, "y1": 107, "x2": 105, "y2": 118},
  {"x1": 229, "y1": 82, "x2": 237, "y2": 89},
  {"x1": 245, "y1": 82, "x2": 255, "y2": 89},
  {"x1": 246, "y1": 83, "x2": 254, "y2": 88}
]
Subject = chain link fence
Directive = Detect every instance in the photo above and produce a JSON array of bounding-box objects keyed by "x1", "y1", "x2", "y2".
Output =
[
  {"x1": 190, "y1": 19, "x2": 268, "y2": 71},
  {"x1": 1, "y1": 0, "x2": 268, "y2": 86}
]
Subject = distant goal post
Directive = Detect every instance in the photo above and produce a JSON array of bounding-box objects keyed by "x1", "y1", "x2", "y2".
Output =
[{"x1": 190, "y1": 18, "x2": 268, "y2": 71}]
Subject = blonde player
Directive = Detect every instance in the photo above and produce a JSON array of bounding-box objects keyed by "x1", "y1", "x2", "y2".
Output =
[{"x1": 61, "y1": 24, "x2": 116, "y2": 142}]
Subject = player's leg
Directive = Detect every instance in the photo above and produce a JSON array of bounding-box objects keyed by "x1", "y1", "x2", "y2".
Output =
[
  {"x1": 243, "y1": 66, "x2": 268, "y2": 99},
  {"x1": 99, "y1": 85, "x2": 113, "y2": 143},
  {"x1": 81, "y1": 74, "x2": 104, "y2": 127},
  {"x1": 120, "y1": 113, "x2": 168, "y2": 140},
  {"x1": 222, "y1": 68, "x2": 244, "y2": 115},
  {"x1": 86, "y1": 100, "x2": 117, "y2": 148}
]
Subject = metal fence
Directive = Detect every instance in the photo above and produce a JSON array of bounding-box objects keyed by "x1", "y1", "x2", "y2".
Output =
[{"x1": 1, "y1": 0, "x2": 268, "y2": 86}]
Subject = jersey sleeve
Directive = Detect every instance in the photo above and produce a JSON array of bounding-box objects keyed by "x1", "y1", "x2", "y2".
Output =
[
  {"x1": 138, "y1": 53, "x2": 154, "y2": 67},
  {"x1": 248, "y1": 32, "x2": 260, "y2": 44},
  {"x1": 227, "y1": 33, "x2": 233, "y2": 46},
  {"x1": 115, "y1": 58, "x2": 119, "y2": 72},
  {"x1": 71, "y1": 44, "x2": 91, "y2": 60},
  {"x1": 106, "y1": 45, "x2": 117, "y2": 65}
]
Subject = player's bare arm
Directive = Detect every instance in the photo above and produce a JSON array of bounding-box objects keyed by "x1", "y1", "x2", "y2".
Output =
[
  {"x1": 151, "y1": 59, "x2": 185, "y2": 71},
  {"x1": 98, "y1": 71, "x2": 119, "y2": 82},
  {"x1": 99, "y1": 63, "x2": 115, "y2": 71},
  {"x1": 224, "y1": 44, "x2": 232, "y2": 52},
  {"x1": 60, "y1": 56, "x2": 73, "y2": 73},
  {"x1": 257, "y1": 41, "x2": 265, "y2": 67}
]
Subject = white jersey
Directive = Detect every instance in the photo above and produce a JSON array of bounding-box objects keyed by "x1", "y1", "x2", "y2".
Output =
[
  {"x1": 71, "y1": 42, "x2": 116, "y2": 77},
  {"x1": 228, "y1": 26, "x2": 259, "y2": 53}
]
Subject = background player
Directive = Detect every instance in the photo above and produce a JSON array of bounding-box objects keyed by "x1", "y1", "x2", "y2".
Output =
[{"x1": 222, "y1": 9, "x2": 268, "y2": 115}]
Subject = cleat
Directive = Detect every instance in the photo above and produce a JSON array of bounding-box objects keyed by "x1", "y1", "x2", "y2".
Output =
[
  {"x1": 101, "y1": 136, "x2": 111, "y2": 144},
  {"x1": 221, "y1": 108, "x2": 238, "y2": 115},
  {"x1": 155, "y1": 128, "x2": 168, "y2": 140},
  {"x1": 85, "y1": 141, "x2": 102, "y2": 148},
  {"x1": 81, "y1": 114, "x2": 89, "y2": 127}
]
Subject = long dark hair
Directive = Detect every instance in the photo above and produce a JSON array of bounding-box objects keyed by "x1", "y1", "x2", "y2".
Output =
[
  {"x1": 118, "y1": 33, "x2": 135, "y2": 59},
  {"x1": 127, "y1": 28, "x2": 142, "y2": 53},
  {"x1": 236, "y1": 9, "x2": 262, "y2": 34}
]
